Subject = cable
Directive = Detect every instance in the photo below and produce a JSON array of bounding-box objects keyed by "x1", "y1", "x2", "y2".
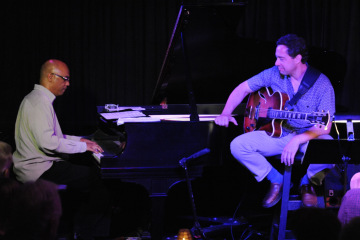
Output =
[{"x1": 230, "y1": 190, "x2": 247, "y2": 240}]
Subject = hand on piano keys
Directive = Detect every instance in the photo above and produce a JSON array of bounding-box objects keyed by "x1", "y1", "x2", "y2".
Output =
[{"x1": 92, "y1": 152, "x2": 103, "y2": 164}]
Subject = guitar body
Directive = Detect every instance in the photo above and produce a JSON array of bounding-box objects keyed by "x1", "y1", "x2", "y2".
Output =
[{"x1": 244, "y1": 87, "x2": 289, "y2": 137}]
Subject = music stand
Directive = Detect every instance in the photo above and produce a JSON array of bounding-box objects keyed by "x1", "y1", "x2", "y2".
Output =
[
  {"x1": 302, "y1": 139, "x2": 360, "y2": 194},
  {"x1": 276, "y1": 115, "x2": 360, "y2": 239}
]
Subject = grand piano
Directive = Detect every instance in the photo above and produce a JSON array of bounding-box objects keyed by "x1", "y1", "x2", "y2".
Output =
[
  {"x1": 93, "y1": 3, "x2": 248, "y2": 239},
  {"x1": 93, "y1": 1, "x2": 347, "y2": 239}
]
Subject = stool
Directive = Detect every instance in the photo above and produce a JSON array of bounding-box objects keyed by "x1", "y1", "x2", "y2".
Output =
[
  {"x1": 270, "y1": 153, "x2": 302, "y2": 240},
  {"x1": 269, "y1": 152, "x2": 325, "y2": 240}
]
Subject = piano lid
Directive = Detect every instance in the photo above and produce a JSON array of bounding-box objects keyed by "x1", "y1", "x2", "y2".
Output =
[
  {"x1": 152, "y1": 1, "x2": 346, "y2": 108},
  {"x1": 152, "y1": 1, "x2": 275, "y2": 105}
]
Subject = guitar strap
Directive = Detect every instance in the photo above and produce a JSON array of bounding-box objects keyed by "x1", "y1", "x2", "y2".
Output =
[{"x1": 285, "y1": 65, "x2": 321, "y2": 110}]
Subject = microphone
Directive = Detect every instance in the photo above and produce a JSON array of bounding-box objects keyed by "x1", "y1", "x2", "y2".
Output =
[{"x1": 179, "y1": 148, "x2": 210, "y2": 167}]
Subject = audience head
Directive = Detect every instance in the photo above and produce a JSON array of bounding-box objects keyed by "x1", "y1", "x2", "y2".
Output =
[
  {"x1": 339, "y1": 216, "x2": 360, "y2": 240},
  {"x1": 0, "y1": 141, "x2": 13, "y2": 178},
  {"x1": 0, "y1": 178, "x2": 20, "y2": 236},
  {"x1": 6, "y1": 179, "x2": 62, "y2": 240},
  {"x1": 350, "y1": 172, "x2": 360, "y2": 189},
  {"x1": 337, "y1": 172, "x2": 360, "y2": 226},
  {"x1": 291, "y1": 207, "x2": 341, "y2": 240}
]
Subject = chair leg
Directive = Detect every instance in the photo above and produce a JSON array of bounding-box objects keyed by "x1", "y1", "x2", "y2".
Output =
[{"x1": 278, "y1": 165, "x2": 292, "y2": 240}]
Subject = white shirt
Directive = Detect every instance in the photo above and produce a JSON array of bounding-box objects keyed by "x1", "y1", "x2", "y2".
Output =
[{"x1": 13, "y1": 84, "x2": 87, "y2": 182}]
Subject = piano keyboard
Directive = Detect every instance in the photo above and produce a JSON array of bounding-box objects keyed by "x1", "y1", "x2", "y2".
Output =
[{"x1": 92, "y1": 152, "x2": 103, "y2": 164}]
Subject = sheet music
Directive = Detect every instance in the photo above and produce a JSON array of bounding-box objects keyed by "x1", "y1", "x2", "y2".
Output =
[
  {"x1": 117, "y1": 116, "x2": 161, "y2": 125},
  {"x1": 100, "y1": 110, "x2": 146, "y2": 120},
  {"x1": 116, "y1": 106, "x2": 146, "y2": 111}
]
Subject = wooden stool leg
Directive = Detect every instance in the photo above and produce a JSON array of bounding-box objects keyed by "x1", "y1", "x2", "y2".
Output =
[{"x1": 278, "y1": 165, "x2": 292, "y2": 240}]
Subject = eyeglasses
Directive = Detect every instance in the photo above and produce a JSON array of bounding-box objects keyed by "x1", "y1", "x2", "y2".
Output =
[{"x1": 51, "y1": 73, "x2": 70, "y2": 82}]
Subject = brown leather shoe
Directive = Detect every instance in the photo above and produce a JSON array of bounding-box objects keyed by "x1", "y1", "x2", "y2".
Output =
[
  {"x1": 262, "y1": 183, "x2": 282, "y2": 208},
  {"x1": 300, "y1": 184, "x2": 318, "y2": 207}
]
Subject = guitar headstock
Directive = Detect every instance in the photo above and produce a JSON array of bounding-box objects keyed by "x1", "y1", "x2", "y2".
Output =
[{"x1": 307, "y1": 110, "x2": 332, "y2": 129}]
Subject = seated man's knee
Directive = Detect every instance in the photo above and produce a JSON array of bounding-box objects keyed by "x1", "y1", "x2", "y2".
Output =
[{"x1": 230, "y1": 135, "x2": 251, "y2": 158}]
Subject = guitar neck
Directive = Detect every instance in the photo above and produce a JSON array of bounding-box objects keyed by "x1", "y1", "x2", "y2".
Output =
[{"x1": 267, "y1": 109, "x2": 309, "y2": 121}]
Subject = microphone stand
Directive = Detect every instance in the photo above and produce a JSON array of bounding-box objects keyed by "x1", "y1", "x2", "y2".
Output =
[{"x1": 179, "y1": 148, "x2": 210, "y2": 239}]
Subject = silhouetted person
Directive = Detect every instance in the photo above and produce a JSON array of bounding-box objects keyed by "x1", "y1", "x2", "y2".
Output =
[
  {"x1": 4, "y1": 179, "x2": 61, "y2": 240},
  {"x1": 0, "y1": 142, "x2": 13, "y2": 178},
  {"x1": 0, "y1": 142, "x2": 17, "y2": 238},
  {"x1": 0, "y1": 178, "x2": 20, "y2": 238},
  {"x1": 339, "y1": 216, "x2": 360, "y2": 240},
  {"x1": 338, "y1": 172, "x2": 360, "y2": 225},
  {"x1": 291, "y1": 207, "x2": 341, "y2": 240}
]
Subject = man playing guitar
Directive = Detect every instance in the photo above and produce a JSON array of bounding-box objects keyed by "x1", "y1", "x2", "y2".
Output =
[{"x1": 215, "y1": 34, "x2": 335, "y2": 208}]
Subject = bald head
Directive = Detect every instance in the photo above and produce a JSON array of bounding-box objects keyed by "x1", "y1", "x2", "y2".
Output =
[
  {"x1": 40, "y1": 59, "x2": 69, "y2": 83},
  {"x1": 350, "y1": 173, "x2": 360, "y2": 189},
  {"x1": 39, "y1": 59, "x2": 70, "y2": 96}
]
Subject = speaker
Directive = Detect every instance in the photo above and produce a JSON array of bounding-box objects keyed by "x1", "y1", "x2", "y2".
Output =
[
  {"x1": 324, "y1": 164, "x2": 360, "y2": 208},
  {"x1": 324, "y1": 166, "x2": 344, "y2": 208}
]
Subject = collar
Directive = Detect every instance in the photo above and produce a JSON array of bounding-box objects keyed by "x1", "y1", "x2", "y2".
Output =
[{"x1": 34, "y1": 84, "x2": 56, "y2": 103}]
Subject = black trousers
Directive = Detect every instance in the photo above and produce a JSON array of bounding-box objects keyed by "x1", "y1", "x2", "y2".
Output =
[{"x1": 40, "y1": 154, "x2": 111, "y2": 240}]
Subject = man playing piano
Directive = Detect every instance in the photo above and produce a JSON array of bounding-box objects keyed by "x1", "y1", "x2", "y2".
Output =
[
  {"x1": 12, "y1": 59, "x2": 110, "y2": 239},
  {"x1": 215, "y1": 34, "x2": 335, "y2": 208}
]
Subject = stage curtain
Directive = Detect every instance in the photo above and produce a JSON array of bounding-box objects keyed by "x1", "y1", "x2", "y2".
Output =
[{"x1": 1, "y1": 0, "x2": 359, "y2": 133}]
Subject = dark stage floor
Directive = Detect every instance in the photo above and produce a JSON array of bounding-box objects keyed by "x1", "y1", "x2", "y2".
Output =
[
  {"x1": 97, "y1": 160, "x2": 322, "y2": 240},
  {"x1": 100, "y1": 159, "x2": 345, "y2": 240},
  {"x1": 97, "y1": 168, "x2": 277, "y2": 240}
]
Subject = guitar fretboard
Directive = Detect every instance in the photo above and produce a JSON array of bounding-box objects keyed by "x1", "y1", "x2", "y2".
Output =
[{"x1": 267, "y1": 109, "x2": 307, "y2": 120}]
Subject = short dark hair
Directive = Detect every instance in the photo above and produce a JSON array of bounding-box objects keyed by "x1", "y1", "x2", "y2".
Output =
[{"x1": 276, "y1": 34, "x2": 309, "y2": 63}]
